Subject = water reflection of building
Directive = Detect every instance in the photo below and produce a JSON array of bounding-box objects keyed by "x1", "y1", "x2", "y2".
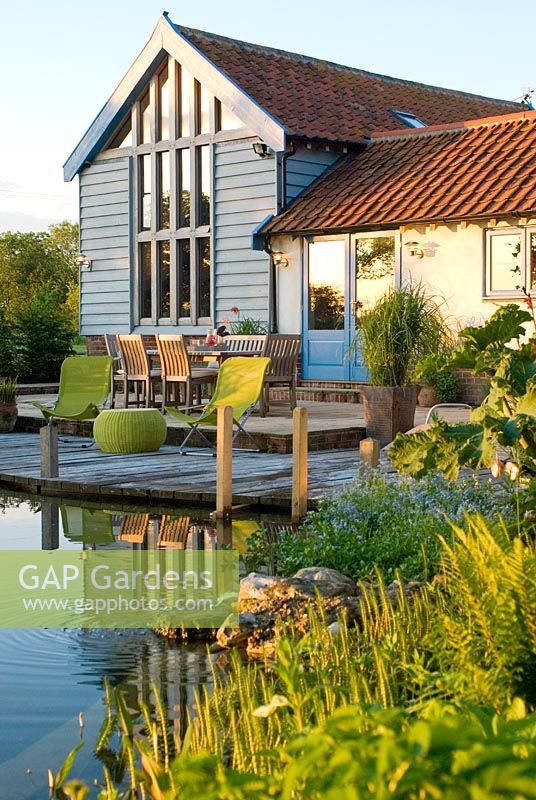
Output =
[
  {"x1": 38, "y1": 500, "x2": 225, "y2": 743},
  {"x1": 71, "y1": 628, "x2": 215, "y2": 747},
  {"x1": 41, "y1": 499, "x2": 224, "y2": 552}
]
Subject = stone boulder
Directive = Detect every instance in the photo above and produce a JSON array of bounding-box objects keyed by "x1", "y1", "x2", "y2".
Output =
[
  {"x1": 216, "y1": 611, "x2": 259, "y2": 649},
  {"x1": 219, "y1": 567, "x2": 365, "y2": 657},
  {"x1": 292, "y1": 567, "x2": 359, "y2": 598}
]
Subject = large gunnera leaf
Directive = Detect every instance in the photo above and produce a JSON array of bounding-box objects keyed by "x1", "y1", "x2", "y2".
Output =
[{"x1": 390, "y1": 420, "x2": 492, "y2": 480}]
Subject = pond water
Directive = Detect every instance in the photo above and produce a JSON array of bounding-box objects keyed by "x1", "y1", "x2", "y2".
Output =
[{"x1": 0, "y1": 494, "x2": 273, "y2": 799}]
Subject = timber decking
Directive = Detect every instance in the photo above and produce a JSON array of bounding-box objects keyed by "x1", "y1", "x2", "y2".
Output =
[
  {"x1": 15, "y1": 397, "x2": 367, "y2": 453},
  {"x1": 0, "y1": 433, "x2": 363, "y2": 509}
]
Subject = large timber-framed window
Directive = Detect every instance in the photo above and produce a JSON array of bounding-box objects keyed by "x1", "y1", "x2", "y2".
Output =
[
  {"x1": 103, "y1": 55, "x2": 246, "y2": 327},
  {"x1": 104, "y1": 57, "x2": 244, "y2": 328},
  {"x1": 485, "y1": 227, "x2": 536, "y2": 297},
  {"x1": 132, "y1": 59, "x2": 214, "y2": 326}
]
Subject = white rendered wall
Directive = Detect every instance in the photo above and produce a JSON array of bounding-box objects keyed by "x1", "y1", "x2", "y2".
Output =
[
  {"x1": 271, "y1": 234, "x2": 303, "y2": 333},
  {"x1": 400, "y1": 219, "x2": 536, "y2": 332},
  {"x1": 271, "y1": 219, "x2": 536, "y2": 337}
]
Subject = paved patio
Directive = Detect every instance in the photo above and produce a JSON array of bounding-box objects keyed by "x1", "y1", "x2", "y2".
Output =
[{"x1": 17, "y1": 395, "x2": 471, "y2": 436}]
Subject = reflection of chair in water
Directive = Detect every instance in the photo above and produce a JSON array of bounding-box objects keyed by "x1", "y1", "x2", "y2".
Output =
[
  {"x1": 231, "y1": 519, "x2": 262, "y2": 554},
  {"x1": 118, "y1": 513, "x2": 150, "y2": 544},
  {"x1": 157, "y1": 516, "x2": 191, "y2": 549},
  {"x1": 60, "y1": 506, "x2": 115, "y2": 545}
]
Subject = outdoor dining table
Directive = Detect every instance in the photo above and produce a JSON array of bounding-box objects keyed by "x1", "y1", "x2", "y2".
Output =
[{"x1": 146, "y1": 345, "x2": 263, "y2": 361}]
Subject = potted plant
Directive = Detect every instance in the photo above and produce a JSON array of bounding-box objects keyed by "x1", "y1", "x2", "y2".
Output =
[
  {"x1": 413, "y1": 352, "x2": 460, "y2": 407},
  {"x1": 228, "y1": 306, "x2": 267, "y2": 335},
  {"x1": 0, "y1": 377, "x2": 18, "y2": 433},
  {"x1": 354, "y1": 284, "x2": 451, "y2": 445}
]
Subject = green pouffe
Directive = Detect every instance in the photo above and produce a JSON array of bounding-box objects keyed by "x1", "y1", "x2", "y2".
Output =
[{"x1": 94, "y1": 408, "x2": 167, "y2": 454}]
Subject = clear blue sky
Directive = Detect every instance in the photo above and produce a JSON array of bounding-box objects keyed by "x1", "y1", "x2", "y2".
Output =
[{"x1": 1, "y1": 0, "x2": 534, "y2": 232}]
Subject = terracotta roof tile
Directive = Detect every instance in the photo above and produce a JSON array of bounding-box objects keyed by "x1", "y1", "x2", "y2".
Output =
[
  {"x1": 263, "y1": 112, "x2": 536, "y2": 233},
  {"x1": 175, "y1": 24, "x2": 520, "y2": 143}
]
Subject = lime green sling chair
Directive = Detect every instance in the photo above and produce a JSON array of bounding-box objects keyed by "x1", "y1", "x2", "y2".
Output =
[
  {"x1": 32, "y1": 356, "x2": 113, "y2": 423},
  {"x1": 60, "y1": 504, "x2": 115, "y2": 545},
  {"x1": 165, "y1": 356, "x2": 271, "y2": 454}
]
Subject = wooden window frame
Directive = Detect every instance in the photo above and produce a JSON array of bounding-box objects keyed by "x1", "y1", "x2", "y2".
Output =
[
  {"x1": 131, "y1": 56, "x2": 216, "y2": 328},
  {"x1": 484, "y1": 226, "x2": 536, "y2": 299}
]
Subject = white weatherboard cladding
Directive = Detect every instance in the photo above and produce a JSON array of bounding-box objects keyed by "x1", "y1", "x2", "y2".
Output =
[
  {"x1": 79, "y1": 157, "x2": 132, "y2": 335},
  {"x1": 285, "y1": 146, "x2": 340, "y2": 204},
  {"x1": 214, "y1": 139, "x2": 276, "y2": 323}
]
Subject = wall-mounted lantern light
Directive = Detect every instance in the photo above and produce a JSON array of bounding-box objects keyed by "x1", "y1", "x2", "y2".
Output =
[
  {"x1": 252, "y1": 142, "x2": 271, "y2": 158},
  {"x1": 272, "y1": 251, "x2": 289, "y2": 268},
  {"x1": 75, "y1": 253, "x2": 92, "y2": 270},
  {"x1": 404, "y1": 241, "x2": 424, "y2": 259}
]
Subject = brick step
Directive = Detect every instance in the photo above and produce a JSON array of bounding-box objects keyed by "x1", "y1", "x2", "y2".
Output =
[
  {"x1": 14, "y1": 414, "x2": 364, "y2": 454},
  {"x1": 17, "y1": 383, "x2": 59, "y2": 396},
  {"x1": 271, "y1": 386, "x2": 361, "y2": 404}
]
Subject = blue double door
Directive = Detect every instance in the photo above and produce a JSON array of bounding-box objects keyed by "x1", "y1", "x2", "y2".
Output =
[{"x1": 302, "y1": 233, "x2": 397, "y2": 381}]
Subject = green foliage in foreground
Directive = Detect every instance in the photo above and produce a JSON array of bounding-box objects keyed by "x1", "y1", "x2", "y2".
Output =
[
  {"x1": 245, "y1": 470, "x2": 511, "y2": 581},
  {"x1": 53, "y1": 517, "x2": 536, "y2": 798},
  {"x1": 53, "y1": 700, "x2": 536, "y2": 799},
  {"x1": 390, "y1": 304, "x2": 536, "y2": 482}
]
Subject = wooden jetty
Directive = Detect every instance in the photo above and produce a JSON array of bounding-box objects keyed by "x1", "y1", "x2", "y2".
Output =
[{"x1": 0, "y1": 432, "x2": 362, "y2": 510}]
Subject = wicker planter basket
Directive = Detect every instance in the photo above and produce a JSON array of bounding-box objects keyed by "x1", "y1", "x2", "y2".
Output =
[{"x1": 94, "y1": 408, "x2": 167, "y2": 453}]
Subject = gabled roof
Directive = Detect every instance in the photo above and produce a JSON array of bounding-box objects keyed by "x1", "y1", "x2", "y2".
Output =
[
  {"x1": 65, "y1": 14, "x2": 522, "y2": 181},
  {"x1": 64, "y1": 15, "x2": 286, "y2": 181},
  {"x1": 262, "y1": 111, "x2": 536, "y2": 235},
  {"x1": 176, "y1": 24, "x2": 521, "y2": 143}
]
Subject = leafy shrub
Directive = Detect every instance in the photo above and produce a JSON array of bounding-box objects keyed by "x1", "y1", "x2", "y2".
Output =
[
  {"x1": 0, "y1": 305, "x2": 16, "y2": 378},
  {"x1": 245, "y1": 470, "x2": 510, "y2": 581},
  {"x1": 0, "y1": 221, "x2": 79, "y2": 382},
  {"x1": 413, "y1": 351, "x2": 460, "y2": 402},
  {"x1": 390, "y1": 304, "x2": 536, "y2": 483},
  {"x1": 15, "y1": 285, "x2": 75, "y2": 381},
  {"x1": 434, "y1": 367, "x2": 460, "y2": 402}
]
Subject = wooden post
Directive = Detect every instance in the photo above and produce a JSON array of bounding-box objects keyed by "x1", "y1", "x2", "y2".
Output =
[
  {"x1": 360, "y1": 437, "x2": 380, "y2": 468},
  {"x1": 41, "y1": 501, "x2": 59, "y2": 550},
  {"x1": 216, "y1": 405, "x2": 233, "y2": 518},
  {"x1": 215, "y1": 517, "x2": 233, "y2": 548},
  {"x1": 292, "y1": 407, "x2": 308, "y2": 524},
  {"x1": 40, "y1": 423, "x2": 58, "y2": 478}
]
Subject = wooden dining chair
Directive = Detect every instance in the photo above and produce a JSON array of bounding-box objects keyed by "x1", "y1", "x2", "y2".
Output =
[
  {"x1": 118, "y1": 513, "x2": 150, "y2": 544},
  {"x1": 116, "y1": 334, "x2": 161, "y2": 408},
  {"x1": 260, "y1": 334, "x2": 301, "y2": 416},
  {"x1": 157, "y1": 515, "x2": 191, "y2": 548},
  {"x1": 225, "y1": 334, "x2": 267, "y2": 353},
  {"x1": 156, "y1": 334, "x2": 218, "y2": 411},
  {"x1": 104, "y1": 334, "x2": 124, "y2": 408}
]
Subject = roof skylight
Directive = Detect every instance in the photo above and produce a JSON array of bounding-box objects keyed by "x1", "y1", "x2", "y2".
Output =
[{"x1": 390, "y1": 109, "x2": 426, "y2": 128}]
